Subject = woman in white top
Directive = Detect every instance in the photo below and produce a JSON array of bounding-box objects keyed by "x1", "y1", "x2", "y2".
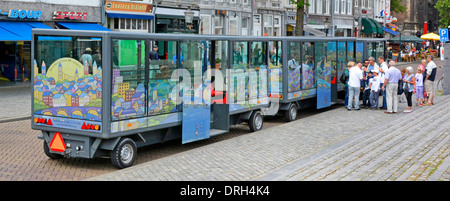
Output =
[{"x1": 403, "y1": 67, "x2": 416, "y2": 113}]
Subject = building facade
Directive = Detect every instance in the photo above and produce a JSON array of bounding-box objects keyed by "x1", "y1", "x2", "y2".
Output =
[{"x1": 0, "y1": 0, "x2": 105, "y2": 87}]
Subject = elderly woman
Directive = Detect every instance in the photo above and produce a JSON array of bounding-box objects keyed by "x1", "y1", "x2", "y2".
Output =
[{"x1": 403, "y1": 66, "x2": 416, "y2": 113}]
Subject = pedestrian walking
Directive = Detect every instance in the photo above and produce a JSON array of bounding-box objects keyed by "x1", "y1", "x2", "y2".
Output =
[
  {"x1": 424, "y1": 55, "x2": 437, "y2": 106},
  {"x1": 403, "y1": 67, "x2": 416, "y2": 113},
  {"x1": 381, "y1": 61, "x2": 402, "y2": 114},
  {"x1": 347, "y1": 61, "x2": 363, "y2": 111},
  {"x1": 369, "y1": 70, "x2": 380, "y2": 109},
  {"x1": 80, "y1": 47, "x2": 93, "y2": 73},
  {"x1": 415, "y1": 65, "x2": 424, "y2": 106}
]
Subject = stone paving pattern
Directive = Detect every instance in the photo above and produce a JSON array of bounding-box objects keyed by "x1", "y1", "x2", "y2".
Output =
[
  {"x1": 87, "y1": 94, "x2": 449, "y2": 181},
  {"x1": 0, "y1": 60, "x2": 448, "y2": 181}
]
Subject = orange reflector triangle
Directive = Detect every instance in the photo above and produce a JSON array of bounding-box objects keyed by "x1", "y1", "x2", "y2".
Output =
[
  {"x1": 47, "y1": 118, "x2": 53, "y2": 126},
  {"x1": 49, "y1": 132, "x2": 66, "y2": 152}
]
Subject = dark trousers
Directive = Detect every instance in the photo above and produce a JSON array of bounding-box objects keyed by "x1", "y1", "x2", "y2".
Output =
[
  {"x1": 405, "y1": 91, "x2": 413, "y2": 107},
  {"x1": 362, "y1": 89, "x2": 371, "y2": 107}
]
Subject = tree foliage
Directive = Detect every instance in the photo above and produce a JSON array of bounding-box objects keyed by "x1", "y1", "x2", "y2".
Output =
[
  {"x1": 435, "y1": 0, "x2": 450, "y2": 28},
  {"x1": 390, "y1": 0, "x2": 406, "y2": 13}
]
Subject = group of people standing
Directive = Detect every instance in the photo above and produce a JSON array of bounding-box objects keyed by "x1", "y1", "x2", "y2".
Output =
[{"x1": 342, "y1": 54, "x2": 438, "y2": 114}]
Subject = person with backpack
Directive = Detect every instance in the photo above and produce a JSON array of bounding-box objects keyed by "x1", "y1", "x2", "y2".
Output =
[{"x1": 424, "y1": 55, "x2": 437, "y2": 106}]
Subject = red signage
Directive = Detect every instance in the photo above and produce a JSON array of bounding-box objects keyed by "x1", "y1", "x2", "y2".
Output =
[{"x1": 53, "y1": 11, "x2": 88, "y2": 20}]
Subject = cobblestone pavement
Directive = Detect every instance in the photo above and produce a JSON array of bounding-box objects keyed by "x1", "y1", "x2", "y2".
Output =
[
  {"x1": 87, "y1": 94, "x2": 449, "y2": 181},
  {"x1": 0, "y1": 60, "x2": 448, "y2": 181}
]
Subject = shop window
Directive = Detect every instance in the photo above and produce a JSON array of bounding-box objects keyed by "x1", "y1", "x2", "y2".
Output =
[{"x1": 116, "y1": 18, "x2": 149, "y2": 32}]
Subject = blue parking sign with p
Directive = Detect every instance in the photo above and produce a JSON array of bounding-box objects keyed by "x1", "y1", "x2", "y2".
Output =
[{"x1": 440, "y1": 28, "x2": 449, "y2": 42}]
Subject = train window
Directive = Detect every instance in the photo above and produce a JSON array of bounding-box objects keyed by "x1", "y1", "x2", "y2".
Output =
[
  {"x1": 368, "y1": 42, "x2": 376, "y2": 59},
  {"x1": 302, "y1": 42, "x2": 315, "y2": 90},
  {"x1": 327, "y1": 41, "x2": 337, "y2": 83},
  {"x1": 269, "y1": 41, "x2": 282, "y2": 98},
  {"x1": 315, "y1": 41, "x2": 327, "y2": 81},
  {"x1": 230, "y1": 41, "x2": 248, "y2": 103},
  {"x1": 356, "y1": 41, "x2": 364, "y2": 63},
  {"x1": 376, "y1": 42, "x2": 385, "y2": 60},
  {"x1": 250, "y1": 41, "x2": 267, "y2": 100},
  {"x1": 287, "y1": 41, "x2": 301, "y2": 92},
  {"x1": 33, "y1": 35, "x2": 103, "y2": 121},
  {"x1": 347, "y1": 41, "x2": 355, "y2": 63},
  {"x1": 180, "y1": 40, "x2": 212, "y2": 104},
  {"x1": 337, "y1": 41, "x2": 347, "y2": 91},
  {"x1": 148, "y1": 40, "x2": 179, "y2": 116},
  {"x1": 232, "y1": 42, "x2": 248, "y2": 68},
  {"x1": 212, "y1": 40, "x2": 228, "y2": 102},
  {"x1": 111, "y1": 39, "x2": 146, "y2": 121}
]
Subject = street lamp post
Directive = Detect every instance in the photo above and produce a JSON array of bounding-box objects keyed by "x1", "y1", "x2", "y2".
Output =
[{"x1": 185, "y1": 6, "x2": 194, "y2": 30}]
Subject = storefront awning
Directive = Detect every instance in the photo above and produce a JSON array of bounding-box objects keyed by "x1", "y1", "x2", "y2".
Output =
[
  {"x1": 362, "y1": 18, "x2": 383, "y2": 35},
  {"x1": 304, "y1": 25, "x2": 326, "y2": 36},
  {"x1": 0, "y1": 21, "x2": 52, "y2": 41},
  {"x1": 56, "y1": 22, "x2": 110, "y2": 31},
  {"x1": 382, "y1": 27, "x2": 400, "y2": 36}
]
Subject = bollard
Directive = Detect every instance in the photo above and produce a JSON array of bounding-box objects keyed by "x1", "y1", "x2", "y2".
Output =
[{"x1": 444, "y1": 43, "x2": 450, "y2": 95}]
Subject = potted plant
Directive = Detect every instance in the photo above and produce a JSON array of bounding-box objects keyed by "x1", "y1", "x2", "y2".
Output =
[{"x1": 215, "y1": 58, "x2": 221, "y2": 70}]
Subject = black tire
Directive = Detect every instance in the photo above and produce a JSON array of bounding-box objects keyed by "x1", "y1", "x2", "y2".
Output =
[
  {"x1": 43, "y1": 141, "x2": 63, "y2": 159},
  {"x1": 110, "y1": 138, "x2": 137, "y2": 169},
  {"x1": 249, "y1": 111, "x2": 263, "y2": 132},
  {"x1": 284, "y1": 103, "x2": 298, "y2": 122}
]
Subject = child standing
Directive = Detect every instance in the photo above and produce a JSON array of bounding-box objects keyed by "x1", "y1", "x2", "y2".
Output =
[
  {"x1": 415, "y1": 66, "x2": 424, "y2": 106},
  {"x1": 362, "y1": 69, "x2": 372, "y2": 108},
  {"x1": 369, "y1": 70, "x2": 380, "y2": 109}
]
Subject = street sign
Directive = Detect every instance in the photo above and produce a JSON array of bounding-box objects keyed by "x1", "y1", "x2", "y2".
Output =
[{"x1": 439, "y1": 28, "x2": 449, "y2": 42}]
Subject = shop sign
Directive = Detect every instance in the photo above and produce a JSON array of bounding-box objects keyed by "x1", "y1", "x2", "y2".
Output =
[
  {"x1": 0, "y1": 9, "x2": 42, "y2": 19},
  {"x1": 53, "y1": 11, "x2": 88, "y2": 20},
  {"x1": 105, "y1": 1, "x2": 153, "y2": 13}
]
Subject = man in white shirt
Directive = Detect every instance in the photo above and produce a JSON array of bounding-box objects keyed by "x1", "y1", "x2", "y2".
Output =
[
  {"x1": 377, "y1": 56, "x2": 388, "y2": 109},
  {"x1": 347, "y1": 61, "x2": 364, "y2": 111}
]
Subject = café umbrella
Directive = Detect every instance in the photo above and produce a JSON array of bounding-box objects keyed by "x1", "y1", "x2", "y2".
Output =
[{"x1": 420, "y1": 33, "x2": 440, "y2": 41}]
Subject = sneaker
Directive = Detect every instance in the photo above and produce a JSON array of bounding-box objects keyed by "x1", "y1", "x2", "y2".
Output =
[
  {"x1": 419, "y1": 103, "x2": 423, "y2": 106},
  {"x1": 403, "y1": 110, "x2": 412, "y2": 113},
  {"x1": 425, "y1": 103, "x2": 433, "y2": 106}
]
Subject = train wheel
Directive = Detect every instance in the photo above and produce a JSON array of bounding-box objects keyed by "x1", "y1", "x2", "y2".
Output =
[
  {"x1": 43, "y1": 141, "x2": 63, "y2": 159},
  {"x1": 285, "y1": 104, "x2": 297, "y2": 122},
  {"x1": 111, "y1": 138, "x2": 137, "y2": 169},
  {"x1": 249, "y1": 111, "x2": 263, "y2": 132}
]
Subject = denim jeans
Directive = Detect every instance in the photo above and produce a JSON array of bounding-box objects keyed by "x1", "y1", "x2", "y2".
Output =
[
  {"x1": 370, "y1": 90, "x2": 379, "y2": 108},
  {"x1": 344, "y1": 85, "x2": 349, "y2": 106},
  {"x1": 347, "y1": 86, "x2": 361, "y2": 109},
  {"x1": 380, "y1": 83, "x2": 387, "y2": 108}
]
